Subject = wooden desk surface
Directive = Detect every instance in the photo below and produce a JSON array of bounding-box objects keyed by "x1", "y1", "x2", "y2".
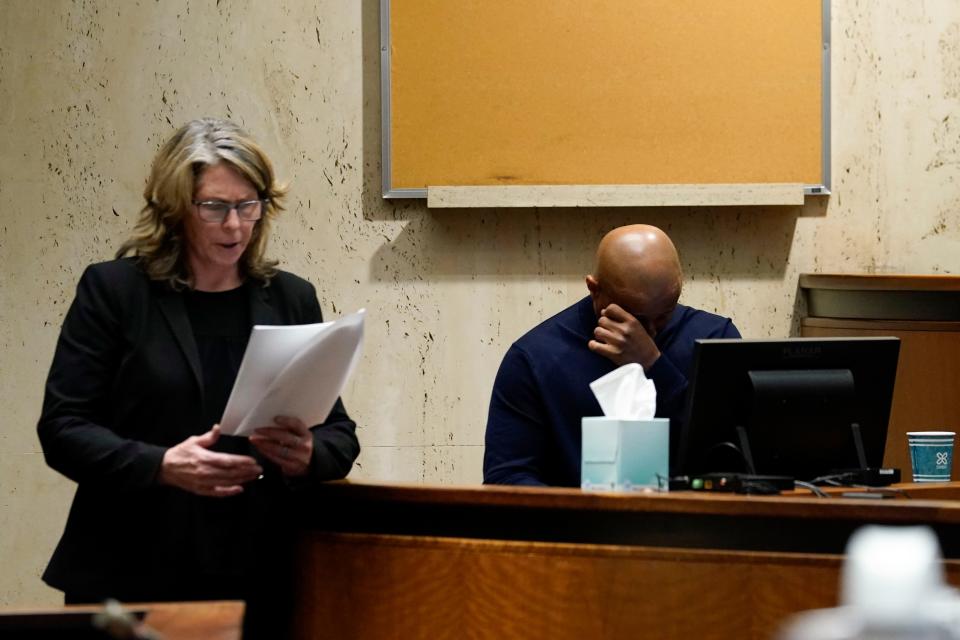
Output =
[
  {"x1": 0, "y1": 601, "x2": 244, "y2": 640},
  {"x1": 303, "y1": 480, "x2": 960, "y2": 557},
  {"x1": 314, "y1": 478, "x2": 960, "y2": 513}
]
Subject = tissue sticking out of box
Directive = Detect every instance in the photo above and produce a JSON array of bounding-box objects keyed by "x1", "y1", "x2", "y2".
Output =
[
  {"x1": 582, "y1": 364, "x2": 667, "y2": 492},
  {"x1": 589, "y1": 363, "x2": 656, "y2": 419}
]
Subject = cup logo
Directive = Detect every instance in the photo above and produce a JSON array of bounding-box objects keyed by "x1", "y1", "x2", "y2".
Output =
[{"x1": 937, "y1": 452, "x2": 949, "y2": 467}]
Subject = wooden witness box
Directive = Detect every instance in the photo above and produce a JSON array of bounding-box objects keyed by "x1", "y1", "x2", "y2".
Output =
[
  {"x1": 291, "y1": 481, "x2": 960, "y2": 640},
  {"x1": 286, "y1": 276, "x2": 960, "y2": 638}
]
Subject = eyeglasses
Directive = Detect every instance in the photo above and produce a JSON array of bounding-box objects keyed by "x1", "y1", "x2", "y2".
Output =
[{"x1": 192, "y1": 199, "x2": 268, "y2": 223}]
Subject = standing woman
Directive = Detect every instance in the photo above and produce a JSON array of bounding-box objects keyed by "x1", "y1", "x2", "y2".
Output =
[{"x1": 37, "y1": 117, "x2": 360, "y2": 636}]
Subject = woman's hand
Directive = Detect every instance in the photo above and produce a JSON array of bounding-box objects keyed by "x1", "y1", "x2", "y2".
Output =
[
  {"x1": 158, "y1": 425, "x2": 262, "y2": 497},
  {"x1": 250, "y1": 416, "x2": 314, "y2": 477}
]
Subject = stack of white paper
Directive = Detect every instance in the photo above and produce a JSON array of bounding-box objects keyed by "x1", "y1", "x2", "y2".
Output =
[{"x1": 218, "y1": 309, "x2": 365, "y2": 436}]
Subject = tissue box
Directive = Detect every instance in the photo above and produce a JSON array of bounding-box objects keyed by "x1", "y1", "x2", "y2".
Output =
[{"x1": 581, "y1": 417, "x2": 669, "y2": 491}]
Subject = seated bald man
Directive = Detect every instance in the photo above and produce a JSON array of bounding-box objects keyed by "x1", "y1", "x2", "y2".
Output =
[{"x1": 483, "y1": 224, "x2": 740, "y2": 486}]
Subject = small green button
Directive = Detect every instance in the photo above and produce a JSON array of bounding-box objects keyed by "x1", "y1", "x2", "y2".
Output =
[{"x1": 691, "y1": 478, "x2": 703, "y2": 490}]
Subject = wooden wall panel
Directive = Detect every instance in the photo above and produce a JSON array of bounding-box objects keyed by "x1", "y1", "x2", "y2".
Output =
[{"x1": 293, "y1": 532, "x2": 844, "y2": 640}]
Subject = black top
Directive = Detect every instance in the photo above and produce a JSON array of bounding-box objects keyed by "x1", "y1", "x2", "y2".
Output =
[
  {"x1": 181, "y1": 283, "x2": 258, "y2": 586},
  {"x1": 183, "y1": 283, "x2": 250, "y2": 430}
]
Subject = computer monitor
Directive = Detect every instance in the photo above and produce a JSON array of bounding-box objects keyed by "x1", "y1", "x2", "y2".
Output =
[{"x1": 675, "y1": 337, "x2": 900, "y2": 481}]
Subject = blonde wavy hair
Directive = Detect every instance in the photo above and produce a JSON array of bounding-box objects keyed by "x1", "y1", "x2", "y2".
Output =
[{"x1": 116, "y1": 117, "x2": 287, "y2": 288}]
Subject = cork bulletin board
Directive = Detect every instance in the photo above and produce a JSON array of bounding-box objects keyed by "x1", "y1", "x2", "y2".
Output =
[{"x1": 381, "y1": 0, "x2": 829, "y2": 207}]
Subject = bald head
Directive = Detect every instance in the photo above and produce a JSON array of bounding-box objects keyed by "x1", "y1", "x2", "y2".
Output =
[
  {"x1": 586, "y1": 225, "x2": 683, "y2": 335},
  {"x1": 594, "y1": 224, "x2": 682, "y2": 296}
]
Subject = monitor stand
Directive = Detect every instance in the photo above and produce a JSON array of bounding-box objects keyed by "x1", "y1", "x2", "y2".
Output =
[
  {"x1": 682, "y1": 423, "x2": 900, "y2": 491},
  {"x1": 733, "y1": 425, "x2": 796, "y2": 490},
  {"x1": 829, "y1": 422, "x2": 901, "y2": 486}
]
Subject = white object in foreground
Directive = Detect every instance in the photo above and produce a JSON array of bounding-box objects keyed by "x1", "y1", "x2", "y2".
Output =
[
  {"x1": 218, "y1": 309, "x2": 365, "y2": 437},
  {"x1": 778, "y1": 525, "x2": 960, "y2": 639}
]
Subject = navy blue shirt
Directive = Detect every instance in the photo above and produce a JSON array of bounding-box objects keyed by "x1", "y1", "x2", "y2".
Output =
[{"x1": 483, "y1": 296, "x2": 740, "y2": 487}]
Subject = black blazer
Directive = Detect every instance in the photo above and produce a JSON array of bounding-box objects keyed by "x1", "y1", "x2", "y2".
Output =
[{"x1": 38, "y1": 258, "x2": 360, "y2": 598}]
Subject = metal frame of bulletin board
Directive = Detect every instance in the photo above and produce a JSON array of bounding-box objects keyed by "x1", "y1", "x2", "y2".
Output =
[{"x1": 381, "y1": 0, "x2": 831, "y2": 208}]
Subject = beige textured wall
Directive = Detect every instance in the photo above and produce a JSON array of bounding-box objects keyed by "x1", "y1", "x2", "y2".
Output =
[{"x1": 1, "y1": 0, "x2": 958, "y2": 606}]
